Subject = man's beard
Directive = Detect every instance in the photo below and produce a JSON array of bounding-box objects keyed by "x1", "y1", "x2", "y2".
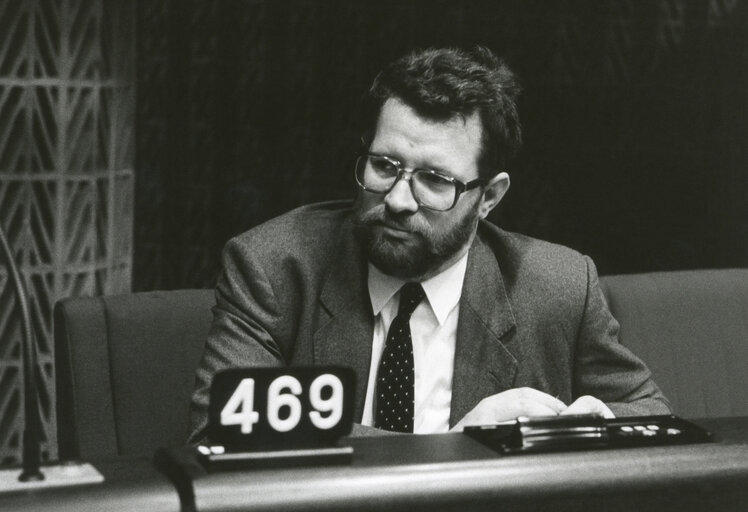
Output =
[{"x1": 352, "y1": 198, "x2": 480, "y2": 279}]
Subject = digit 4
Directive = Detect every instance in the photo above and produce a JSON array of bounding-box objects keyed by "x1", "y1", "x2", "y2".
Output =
[{"x1": 220, "y1": 378, "x2": 260, "y2": 434}]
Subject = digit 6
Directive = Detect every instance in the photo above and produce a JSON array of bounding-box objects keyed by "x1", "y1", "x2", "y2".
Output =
[{"x1": 267, "y1": 375, "x2": 302, "y2": 432}]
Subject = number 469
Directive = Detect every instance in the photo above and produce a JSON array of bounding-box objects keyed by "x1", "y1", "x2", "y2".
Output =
[{"x1": 220, "y1": 374, "x2": 344, "y2": 434}]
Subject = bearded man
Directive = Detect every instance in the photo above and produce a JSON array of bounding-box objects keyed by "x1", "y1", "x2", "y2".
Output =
[{"x1": 189, "y1": 47, "x2": 669, "y2": 442}]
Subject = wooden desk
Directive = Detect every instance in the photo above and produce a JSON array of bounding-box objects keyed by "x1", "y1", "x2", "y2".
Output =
[{"x1": 158, "y1": 417, "x2": 748, "y2": 512}]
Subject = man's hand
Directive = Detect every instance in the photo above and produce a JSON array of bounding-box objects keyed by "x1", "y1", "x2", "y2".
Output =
[
  {"x1": 560, "y1": 395, "x2": 615, "y2": 418},
  {"x1": 450, "y1": 389, "x2": 616, "y2": 432},
  {"x1": 450, "y1": 387, "x2": 567, "y2": 432}
]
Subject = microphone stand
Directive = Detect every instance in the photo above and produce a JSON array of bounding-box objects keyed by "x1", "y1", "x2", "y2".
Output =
[
  {"x1": 0, "y1": 223, "x2": 43, "y2": 482},
  {"x1": 0, "y1": 224, "x2": 104, "y2": 492}
]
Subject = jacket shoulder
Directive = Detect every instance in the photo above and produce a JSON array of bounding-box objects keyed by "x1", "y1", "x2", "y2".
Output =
[
  {"x1": 479, "y1": 222, "x2": 587, "y2": 271},
  {"x1": 225, "y1": 200, "x2": 353, "y2": 259},
  {"x1": 477, "y1": 221, "x2": 592, "y2": 303}
]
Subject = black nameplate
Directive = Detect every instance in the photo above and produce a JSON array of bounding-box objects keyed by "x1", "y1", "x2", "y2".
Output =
[{"x1": 207, "y1": 367, "x2": 355, "y2": 451}]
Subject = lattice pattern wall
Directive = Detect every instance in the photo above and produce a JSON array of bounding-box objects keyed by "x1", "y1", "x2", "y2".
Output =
[{"x1": 0, "y1": 0, "x2": 134, "y2": 464}]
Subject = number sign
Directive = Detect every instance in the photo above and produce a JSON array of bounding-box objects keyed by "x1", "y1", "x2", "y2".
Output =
[{"x1": 208, "y1": 367, "x2": 355, "y2": 451}]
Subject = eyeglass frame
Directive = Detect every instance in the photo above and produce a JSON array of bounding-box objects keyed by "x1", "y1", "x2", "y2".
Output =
[{"x1": 354, "y1": 152, "x2": 490, "y2": 211}]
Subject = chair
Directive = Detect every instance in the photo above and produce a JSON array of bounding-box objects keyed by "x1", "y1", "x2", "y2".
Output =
[
  {"x1": 54, "y1": 289, "x2": 214, "y2": 460},
  {"x1": 600, "y1": 269, "x2": 748, "y2": 418},
  {"x1": 55, "y1": 270, "x2": 747, "y2": 460}
]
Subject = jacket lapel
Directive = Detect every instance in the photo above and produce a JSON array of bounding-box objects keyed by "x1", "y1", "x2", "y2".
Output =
[
  {"x1": 313, "y1": 220, "x2": 373, "y2": 422},
  {"x1": 449, "y1": 234, "x2": 518, "y2": 427}
]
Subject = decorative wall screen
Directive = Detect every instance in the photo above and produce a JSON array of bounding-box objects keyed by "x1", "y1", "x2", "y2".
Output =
[{"x1": 0, "y1": 0, "x2": 134, "y2": 464}]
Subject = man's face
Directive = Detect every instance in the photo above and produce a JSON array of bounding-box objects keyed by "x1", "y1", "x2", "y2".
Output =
[{"x1": 353, "y1": 97, "x2": 499, "y2": 280}]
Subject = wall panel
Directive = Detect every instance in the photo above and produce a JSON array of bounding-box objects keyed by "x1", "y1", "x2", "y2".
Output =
[
  {"x1": 0, "y1": 0, "x2": 134, "y2": 464},
  {"x1": 135, "y1": 0, "x2": 747, "y2": 293}
]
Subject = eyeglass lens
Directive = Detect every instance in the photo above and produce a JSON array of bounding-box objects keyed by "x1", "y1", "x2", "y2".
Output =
[{"x1": 356, "y1": 155, "x2": 456, "y2": 210}]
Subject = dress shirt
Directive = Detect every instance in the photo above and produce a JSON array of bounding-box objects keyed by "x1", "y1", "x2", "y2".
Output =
[{"x1": 361, "y1": 253, "x2": 468, "y2": 433}]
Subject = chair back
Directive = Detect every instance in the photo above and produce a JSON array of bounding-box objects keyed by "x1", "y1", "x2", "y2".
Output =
[
  {"x1": 55, "y1": 289, "x2": 213, "y2": 459},
  {"x1": 55, "y1": 269, "x2": 747, "y2": 460},
  {"x1": 600, "y1": 269, "x2": 748, "y2": 418}
]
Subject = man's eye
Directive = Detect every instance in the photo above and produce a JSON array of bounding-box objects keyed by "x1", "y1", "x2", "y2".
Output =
[
  {"x1": 371, "y1": 158, "x2": 397, "y2": 173},
  {"x1": 417, "y1": 171, "x2": 452, "y2": 187}
]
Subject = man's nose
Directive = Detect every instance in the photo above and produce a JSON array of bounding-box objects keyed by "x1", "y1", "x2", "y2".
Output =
[{"x1": 384, "y1": 177, "x2": 419, "y2": 213}]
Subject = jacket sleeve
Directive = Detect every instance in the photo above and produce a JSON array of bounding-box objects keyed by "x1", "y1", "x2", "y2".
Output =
[
  {"x1": 573, "y1": 256, "x2": 672, "y2": 416},
  {"x1": 188, "y1": 237, "x2": 286, "y2": 445}
]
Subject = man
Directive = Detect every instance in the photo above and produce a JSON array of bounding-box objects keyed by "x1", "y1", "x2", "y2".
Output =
[{"x1": 189, "y1": 47, "x2": 669, "y2": 442}]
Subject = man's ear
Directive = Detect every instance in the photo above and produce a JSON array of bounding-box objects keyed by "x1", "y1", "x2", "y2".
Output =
[{"x1": 477, "y1": 172, "x2": 510, "y2": 219}]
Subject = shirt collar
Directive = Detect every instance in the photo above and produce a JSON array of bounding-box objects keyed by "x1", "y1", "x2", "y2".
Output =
[{"x1": 367, "y1": 252, "x2": 469, "y2": 325}]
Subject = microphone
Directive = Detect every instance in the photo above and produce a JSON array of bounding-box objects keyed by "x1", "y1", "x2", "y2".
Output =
[
  {"x1": 0, "y1": 222, "x2": 43, "y2": 482},
  {"x1": 0, "y1": 223, "x2": 103, "y2": 491}
]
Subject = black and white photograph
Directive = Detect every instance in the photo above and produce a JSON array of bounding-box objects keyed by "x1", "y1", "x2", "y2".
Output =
[{"x1": 0, "y1": 1, "x2": 746, "y2": 510}]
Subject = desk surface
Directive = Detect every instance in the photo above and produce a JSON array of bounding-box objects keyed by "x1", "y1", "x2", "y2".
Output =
[
  {"x1": 0, "y1": 457, "x2": 180, "y2": 512},
  {"x1": 3, "y1": 417, "x2": 748, "y2": 512},
  {"x1": 161, "y1": 417, "x2": 748, "y2": 512}
]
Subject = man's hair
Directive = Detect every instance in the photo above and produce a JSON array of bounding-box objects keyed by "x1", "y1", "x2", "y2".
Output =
[{"x1": 362, "y1": 46, "x2": 522, "y2": 180}]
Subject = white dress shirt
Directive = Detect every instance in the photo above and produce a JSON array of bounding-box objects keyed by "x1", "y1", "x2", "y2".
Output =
[{"x1": 361, "y1": 253, "x2": 468, "y2": 433}]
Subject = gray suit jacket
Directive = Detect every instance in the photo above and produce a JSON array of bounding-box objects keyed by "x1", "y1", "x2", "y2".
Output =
[{"x1": 190, "y1": 201, "x2": 669, "y2": 442}]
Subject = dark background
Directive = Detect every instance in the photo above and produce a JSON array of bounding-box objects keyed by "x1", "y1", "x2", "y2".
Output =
[{"x1": 134, "y1": 0, "x2": 747, "y2": 291}]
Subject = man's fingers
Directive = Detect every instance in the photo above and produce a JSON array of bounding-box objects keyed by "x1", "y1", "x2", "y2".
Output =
[
  {"x1": 451, "y1": 388, "x2": 573, "y2": 431},
  {"x1": 514, "y1": 400, "x2": 563, "y2": 418},
  {"x1": 560, "y1": 395, "x2": 615, "y2": 418},
  {"x1": 481, "y1": 388, "x2": 566, "y2": 418},
  {"x1": 512, "y1": 387, "x2": 567, "y2": 413}
]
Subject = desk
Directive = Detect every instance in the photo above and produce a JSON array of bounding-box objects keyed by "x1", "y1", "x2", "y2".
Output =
[
  {"x1": 158, "y1": 417, "x2": 748, "y2": 512},
  {"x1": 1, "y1": 457, "x2": 180, "y2": 512},
  {"x1": 2, "y1": 417, "x2": 748, "y2": 512}
]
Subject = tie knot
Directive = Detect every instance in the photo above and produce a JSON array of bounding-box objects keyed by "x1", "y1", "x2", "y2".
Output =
[{"x1": 397, "y1": 282, "x2": 425, "y2": 318}]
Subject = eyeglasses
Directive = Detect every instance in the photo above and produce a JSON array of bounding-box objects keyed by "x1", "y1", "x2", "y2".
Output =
[{"x1": 354, "y1": 153, "x2": 487, "y2": 211}]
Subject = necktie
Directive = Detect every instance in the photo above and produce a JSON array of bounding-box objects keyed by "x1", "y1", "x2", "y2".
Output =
[{"x1": 375, "y1": 282, "x2": 425, "y2": 432}]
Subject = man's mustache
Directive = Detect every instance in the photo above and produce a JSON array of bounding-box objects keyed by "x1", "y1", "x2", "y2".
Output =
[{"x1": 353, "y1": 206, "x2": 426, "y2": 234}]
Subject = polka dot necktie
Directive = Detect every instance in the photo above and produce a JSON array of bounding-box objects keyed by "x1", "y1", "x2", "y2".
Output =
[{"x1": 375, "y1": 282, "x2": 425, "y2": 433}]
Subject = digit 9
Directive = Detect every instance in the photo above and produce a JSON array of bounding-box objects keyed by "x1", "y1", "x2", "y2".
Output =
[{"x1": 308, "y1": 373, "x2": 344, "y2": 429}]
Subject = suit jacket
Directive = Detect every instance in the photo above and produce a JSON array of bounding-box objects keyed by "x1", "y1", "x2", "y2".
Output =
[{"x1": 189, "y1": 201, "x2": 669, "y2": 442}]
